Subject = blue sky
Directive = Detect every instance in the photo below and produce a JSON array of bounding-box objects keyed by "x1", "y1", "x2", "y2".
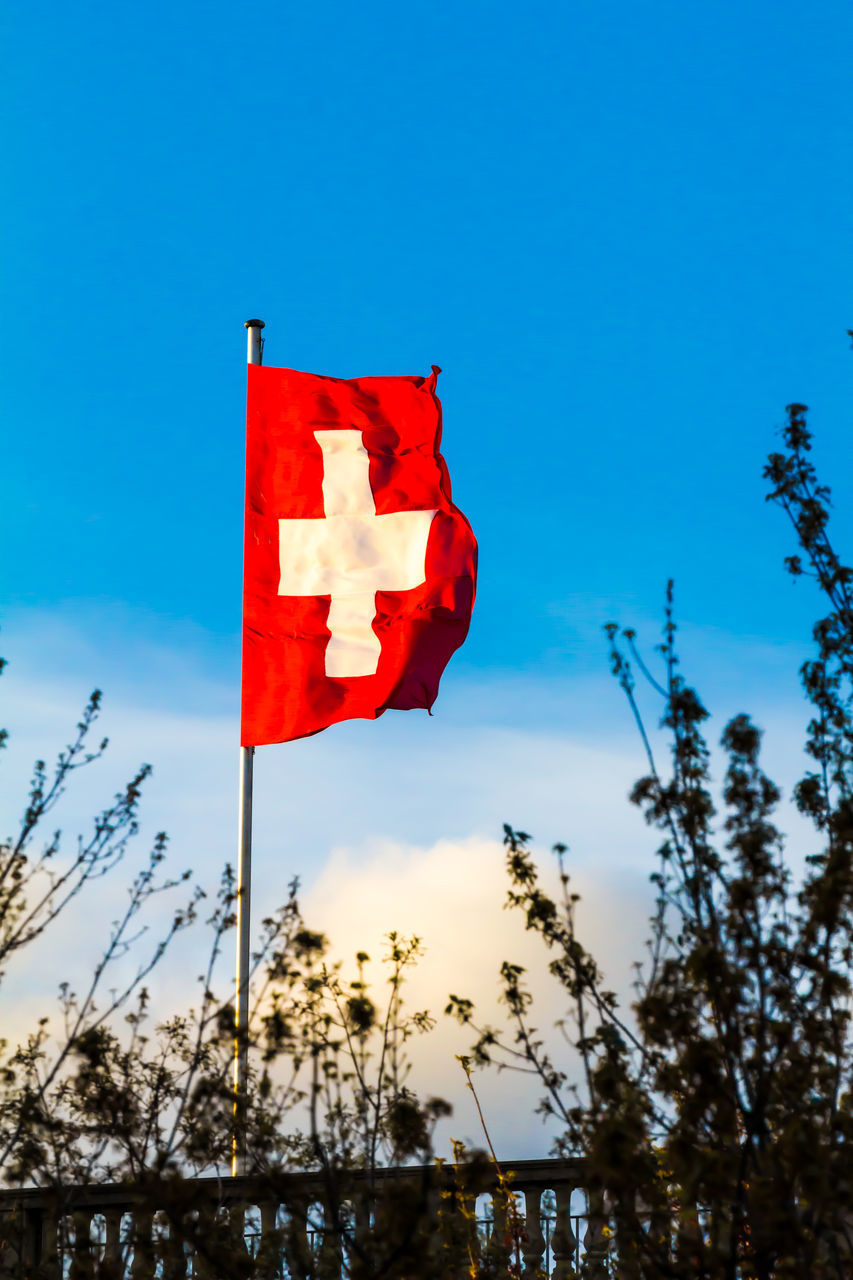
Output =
[
  {"x1": 4, "y1": 0, "x2": 852, "y2": 675},
  {"x1": 2, "y1": 0, "x2": 852, "y2": 1154}
]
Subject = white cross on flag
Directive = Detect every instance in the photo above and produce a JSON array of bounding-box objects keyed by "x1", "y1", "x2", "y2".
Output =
[{"x1": 241, "y1": 364, "x2": 477, "y2": 745}]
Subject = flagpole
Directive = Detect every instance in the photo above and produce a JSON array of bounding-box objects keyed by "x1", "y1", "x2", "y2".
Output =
[{"x1": 233, "y1": 317, "x2": 264, "y2": 1175}]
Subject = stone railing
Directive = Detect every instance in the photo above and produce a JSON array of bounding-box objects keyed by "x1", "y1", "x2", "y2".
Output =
[{"x1": 0, "y1": 1157, "x2": 612, "y2": 1278}]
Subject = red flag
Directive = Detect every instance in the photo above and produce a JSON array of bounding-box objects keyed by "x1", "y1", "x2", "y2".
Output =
[{"x1": 241, "y1": 364, "x2": 477, "y2": 746}]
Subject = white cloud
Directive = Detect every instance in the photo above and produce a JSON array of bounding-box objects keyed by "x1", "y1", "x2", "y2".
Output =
[{"x1": 304, "y1": 833, "x2": 652, "y2": 1157}]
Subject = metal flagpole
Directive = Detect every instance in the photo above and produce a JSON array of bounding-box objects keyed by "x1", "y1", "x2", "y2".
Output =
[{"x1": 233, "y1": 318, "x2": 264, "y2": 1176}]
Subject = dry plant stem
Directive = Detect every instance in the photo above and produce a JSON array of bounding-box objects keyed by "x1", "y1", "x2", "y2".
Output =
[
  {"x1": 457, "y1": 1057, "x2": 523, "y2": 1278},
  {"x1": 457, "y1": 1057, "x2": 502, "y2": 1175}
]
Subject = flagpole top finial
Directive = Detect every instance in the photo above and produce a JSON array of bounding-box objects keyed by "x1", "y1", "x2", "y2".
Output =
[{"x1": 244, "y1": 319, "x2": 265, "y2": 329}]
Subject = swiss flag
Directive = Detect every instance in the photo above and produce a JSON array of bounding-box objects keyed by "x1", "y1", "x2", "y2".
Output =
[{"x1": 241, "y1": 364, "x2": 477, "y2": 746}]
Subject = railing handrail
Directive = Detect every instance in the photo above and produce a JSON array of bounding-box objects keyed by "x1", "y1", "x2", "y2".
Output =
[{"x1": 0, "y1": 1155, "x2": 586, "y2": 1212}]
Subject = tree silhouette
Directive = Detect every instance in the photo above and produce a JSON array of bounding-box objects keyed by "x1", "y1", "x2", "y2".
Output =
[{"x1": 451, "y1": 396, "x2": 853, "y2": 1278}]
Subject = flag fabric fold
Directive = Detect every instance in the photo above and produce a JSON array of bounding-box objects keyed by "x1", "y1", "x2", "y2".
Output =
[{"x1": 241, "y1": 364, "x2": 477, "y2": 746}]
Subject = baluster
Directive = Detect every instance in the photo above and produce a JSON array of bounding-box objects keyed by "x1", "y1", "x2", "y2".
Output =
[
  {"x1": 230, "y1": 1201, "x2": 249, "y2": 1260},
  {"x1": 41, "y1": 1206, "x2": 60, "y2": 1280},
  {"x1": 488, "y1": 1186, "x2": 510, "y2": 1269},
  {"x1": 613, "y1": 1190, "x2": 643, "y2": 1280},
  {"x1": 102, "y1": 1209, "x2": 124, "y2": 1280},
  {"x1": 0, "y1": 1208, "x2": 12, "y2": 1277},
  {"x1": 420, "y1": 1183, "x2": 444, "y2": 1276},
  {"x1": 2, "y1": 1204, "x2": 35, "y2": 1278},
  {"x1": 191, "y1": 1209, "x2": 215, "y2": 1280},
  {"x1": 130, "y1": 1210, "x2": 154, "y2": 1280},
  {"x1": 317, "y1": 1197, "x2": 343, "y2": 1279},
  {"x1": 348, "y1": 1187, "x2": 373, "y2": 1277},
  {"x1": 454, "y1": 1180, "x2": 479, "y2": 1271},
  {"x1": 22, "y1": 1207, "x2": 43, "y2": 1271},
  {"x1": 431, "y1": 1167, "x2": 458, "y2": 1268},
  {"x1": 520, "y1": 1187, "x2": 545, "y2": 1279},
  {"x1": 158, "y1": 1209, "x2": 188, "y2": 1280},
  {"x1": 551, "y1": 1184, "x2": 579, "y2": 1280},
  {"x1": 259, "y1": 1200, "x2": 278, "y2": 1239},
  {"x1": 255, "y1": 1200, "x2": 280, "y2": 1280},
  {"x1": 281, "y1": 1197, "x2": 313, "y2": 1280},
  {"x1": 582, "y1": 1191, "x2": 609, "y2": 1279},
  {"x1": 354, "y1": 1186, "x2": 372, "y2": 1238},
  {"x1": 69, "y1": 1208, "x2": 96, "y2": 1280}
]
